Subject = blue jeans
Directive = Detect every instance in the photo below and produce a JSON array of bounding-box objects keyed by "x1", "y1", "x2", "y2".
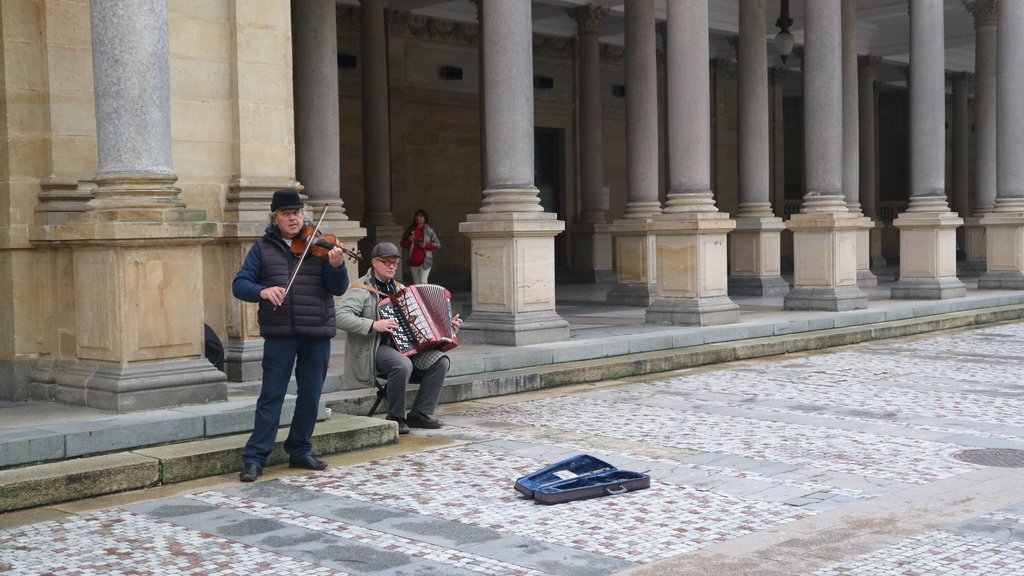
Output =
[{"x1": 243, "y1": 336, "x2": 330, "y2": 467}]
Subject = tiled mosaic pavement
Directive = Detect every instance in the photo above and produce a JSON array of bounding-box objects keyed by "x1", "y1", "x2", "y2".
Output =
[{"x1": 4, "y1": 323, "x2": 1024, "y2": 575}]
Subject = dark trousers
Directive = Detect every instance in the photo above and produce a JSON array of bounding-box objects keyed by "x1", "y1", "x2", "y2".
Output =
[
  {"x1": 375, "y1": 344, "x2": 448, "y2": 420},
  {"x1": 243, "y1": 336, "x2": 330, "y2": 467}
]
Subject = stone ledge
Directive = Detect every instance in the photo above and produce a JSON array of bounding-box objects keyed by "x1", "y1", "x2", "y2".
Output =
[
  {"x1": 323, "y1": 304, "x2": 1024, "y2": 417},
  {"x1": 0, "y1": 453, "x2": 160, "y2": 513},
  {"x1": 0, "y1": 416, "x2": 396, "y2": 513}
]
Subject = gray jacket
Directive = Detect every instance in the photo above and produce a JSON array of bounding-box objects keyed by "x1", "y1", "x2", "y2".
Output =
[
  {"x1": 336, "y1": 271, "x2": 447, "y2": 388},
  {"x1": 335, "y1": 271, "x2": 397, "y2": 388}
]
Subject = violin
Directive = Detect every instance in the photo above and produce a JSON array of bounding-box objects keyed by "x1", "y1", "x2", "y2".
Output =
[
  {"x1": 275, "y1": 204, "x2": 358, "y2": 311},
  {"x1": 292, "y1": 222, "x2": 362, "y2": 263}
]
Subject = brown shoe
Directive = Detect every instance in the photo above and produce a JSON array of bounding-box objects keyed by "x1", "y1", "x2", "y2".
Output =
[
  {"x1": 406, "y1": 411, "x2": 443, "y2": 429},
  {"x1": 386, "y1": 414, "x2": 410, "y2": 435}
]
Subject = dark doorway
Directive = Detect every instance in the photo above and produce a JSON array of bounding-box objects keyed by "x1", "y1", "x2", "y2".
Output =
[{"x1": 534, "y1": 128, "x2": 566, "y2": 271}]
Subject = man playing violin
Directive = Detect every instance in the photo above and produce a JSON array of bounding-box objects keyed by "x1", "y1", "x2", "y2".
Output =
[{"x1": 232, "y1": 188, "x2": 349, "y2": 482}]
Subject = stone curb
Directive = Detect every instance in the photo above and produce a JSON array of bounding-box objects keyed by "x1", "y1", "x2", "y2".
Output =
[
  {"x1": 0, "y1": 416, "x2": 396, "y2": 513},
  {"x1": 323, "y1": 304, "x2": 1024, "y2": 415}
]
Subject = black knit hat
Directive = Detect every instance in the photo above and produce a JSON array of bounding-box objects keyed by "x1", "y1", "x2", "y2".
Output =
[{"x1": 270, "y1": 189, "x2": 303, "y2": 212}]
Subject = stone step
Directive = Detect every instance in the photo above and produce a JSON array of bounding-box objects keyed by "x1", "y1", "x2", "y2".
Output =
[{"x1": 0, "y1": 415, "x2": 395, "y2": 513}]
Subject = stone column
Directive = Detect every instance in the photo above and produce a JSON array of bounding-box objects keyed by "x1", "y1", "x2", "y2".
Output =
[
  {"x1": 728, "y1": 0, "x2": 789, "y2": 297},
  {"x1": 964, "y1": 0, "x2": 998, "y2": 274},
  {"x1": 859, "y1": 55, "x2": 887, "y2": 270},
  {"x1": 608, "y1": 0, "x2": 662, "y2": 306},
  {"x1": 645, "y1": 0, "x2": 738, "y2": 326},
  {"x1": 359, "y1": 0, "x2": 403, "y2": 255},
  {"x1": 979, "y1": 0, "x2": 1024, "y2": 288},
  {"x1": 458, "y1": 1, "x2": 568, "y2": 345},
  {"x1": 949, "y1": 71, "x2": 972, "y2": 271},
  {"x1": 569, "y1": 6, "x2": 614, "y2": 283},
  {"x1": 29, "y1": 0, "x2": 225, "y2": 411},
  {"x1": 293, "y1": 0, "x2": 364, "y2": 260},
  {"x1": 841, "y1": 0, "x2": 877, "y2": 288},
  {"x1": 891, "y1": 0, "x2": 966, "y2": 299},
  {"x1": 784, "y1": 0, "x2": 868, "y2": 311}
]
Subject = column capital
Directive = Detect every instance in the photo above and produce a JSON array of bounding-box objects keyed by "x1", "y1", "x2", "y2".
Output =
[
  {"x1": 965, "y1": 0, "x2": 998, "y2": 29},
  {"x1": 727, "y1": 34, "x2": 739, "y2": 59},
  {"x1": 857, "y1": 54, "x2": 883, "y2": 77},
  {"x1": 567, "y1": 5, "x2": 608, "y2": 33},
  {"x1": 947, "y1": 71, "x2": 974, "y2": 92},
  {"x1": 769, "y1": 66, "x2": 788, "y2": 85},
  {"x1": 792, "y1": 45, "x2": 805, "y2": 71}
]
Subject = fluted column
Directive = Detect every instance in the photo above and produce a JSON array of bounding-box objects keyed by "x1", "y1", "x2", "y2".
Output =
[
  {"x1": 569, "y1": 6, "x2": 614, "y2": 282},
  {"x1": 859, "y1": 55, "x2": 887, "y2": 270},
  {"x1": 608, "y1": 0, "x2": 660, "y2": 306},
  {"x1": 728, "y1": 0, "x2": 789, "y2": 297},
  {"x1": 458, "y1": 0, "x2": 568, "y2": 345},
  {"x1": 784, "y1": 0, "x2": 868, "y2": 311},
  {"x1": 979, "y1": 0, "x2": 1024, "y2": 288},
  {"x1": 644, "y1": 0, "x2": 738, "y2": 326},
  {"x1": 964, "y1": 0, "x2": 998, "y2": 274},
  {"x1": 891, "y1": 0, "x2": 966, "y2": 299}
]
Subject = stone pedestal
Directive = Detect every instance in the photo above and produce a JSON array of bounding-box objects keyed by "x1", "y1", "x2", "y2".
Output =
[
  {"x1": 891, "y1": 208, "x2": 966, "y2": 299},
  {"x1": 978, "y1": 210, "x2": 1024, "y2": 289},
  {"x1": 646, "y1": 213, "x2": 739, "y2": 326},
  {"x1": 607, "y1": 219, "x2": 657, "y2": 306},
  {"x1": 29, "y1": 221, "x2": 226, "y2": 412},
  {"x1": 857, "y1": 217, "x2": 878, "y2": 287},
  {"x1": 962, "y1": 216, "x2": 988, "y2": 276},
  {"x1": 869, "y1": 221, "x2": 887, "y2": 268},
  {"x1": 784, "y1": 213, "x2": 868, "y2": 311},
  {"x1": 728, "y1": 217, "x2": 790, "y2": 297},
  {"x1": 571, "y1": 222, "x2": 615, "y2": 283},
  {"x1": 458, "y1": 212, "x2": 568, "y2": 345}
]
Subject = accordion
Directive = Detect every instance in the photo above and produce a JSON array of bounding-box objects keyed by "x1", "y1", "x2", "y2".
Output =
[{"x1": 377, "y1": 284, "x2": 459, "y2": 356}]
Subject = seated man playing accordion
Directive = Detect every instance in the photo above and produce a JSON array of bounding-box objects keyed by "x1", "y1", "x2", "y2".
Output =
[{"x1": 336, "y1": 242, "x2": 462, "y2": 434}]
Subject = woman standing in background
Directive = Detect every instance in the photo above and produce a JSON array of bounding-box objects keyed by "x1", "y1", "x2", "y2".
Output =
[{"x1": 400, "y1": 209, "x2": 441, "y2": 284}]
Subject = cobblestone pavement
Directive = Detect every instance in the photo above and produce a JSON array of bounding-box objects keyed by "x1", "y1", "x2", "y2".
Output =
[{"x1": 4, "y1": 323, "x2": 1024, "y2": 575}]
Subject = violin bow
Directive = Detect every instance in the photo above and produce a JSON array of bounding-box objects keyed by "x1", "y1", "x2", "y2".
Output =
[{"x1": 275, "y1": 203, "x2": 329, "y2": 311}]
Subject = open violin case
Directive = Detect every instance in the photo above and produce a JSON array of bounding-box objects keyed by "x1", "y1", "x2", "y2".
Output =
[{"x1": 514, "y1": 455, "x2": 650, "y2": 505}]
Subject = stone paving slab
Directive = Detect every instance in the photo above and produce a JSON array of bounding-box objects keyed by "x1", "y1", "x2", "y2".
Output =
[{"x1": 4, "y1": 321, "x2": 1024, "y2": 574}]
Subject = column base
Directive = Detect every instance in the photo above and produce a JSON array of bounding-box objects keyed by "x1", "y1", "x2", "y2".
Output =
[
  {"x1": 606, "y1": 283, "x2": 656, "y2": 307},
  {"x1": 857, "y1": 269, "x2": 878, "y2": 288},
  {"x1": 728, "y1": 275, "x2": 790, "y2": 297},
  {"x1": 783, "y1": 286, "x2": 868, "y2": 312},
  {"x1": 458, "y1": 311, "x2": 569, "y2": 346},
  {"x1": 891, "y1": 277, "x2": 967, "y2": 300},
  {"x1": 963, "y1": 216, "x2": 986, "y2": 274},
  {"x1": 978, "y1": 271, "x2": 1024, "y2": 290},
  {"x1": 31, "y1": 358, "x2": 227, "y2": 413},
  {"x1": 224, "y1": 338, "x2": 265, "y2": 383},
  {"x1": 646, "y1": 295, "x2": 740, "y2": 326},
  {"x1": 892, "y1": 208, "x2": 964, "y2": 300},
  {"x1": 459, "y1": 212, "x2": 567, "y2": 346},
  {"x1": 0, "y1": 359, "x2": 32, "y2": 401}
]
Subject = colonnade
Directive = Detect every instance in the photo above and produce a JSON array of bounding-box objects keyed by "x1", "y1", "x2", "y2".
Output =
[{"x1": 29, "y1": 0, "x2": 1024, "y2": 410}]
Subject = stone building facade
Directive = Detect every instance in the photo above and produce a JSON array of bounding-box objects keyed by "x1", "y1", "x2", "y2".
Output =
[{"x1": 0, "y1": 0, "x2": 1015, "y2": 411}]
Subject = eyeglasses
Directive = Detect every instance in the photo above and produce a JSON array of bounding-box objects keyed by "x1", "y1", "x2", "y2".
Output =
[{"x1": 375, "y1": 258, "x2": 400, "y2": 268}]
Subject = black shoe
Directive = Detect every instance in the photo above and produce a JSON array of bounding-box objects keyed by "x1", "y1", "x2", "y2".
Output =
[
  {"x1": 386, "y1": 414, "x2": 410, "y2": 435},
  {"x1": 239, "y1": 462, "x2": 262, "y2": 482},
  {"x1": 406, "y1": 411, "x2": 443, "y2": 429},
  {"x1": 289, "y1": 455, "x2": 328, "y2": 471}
]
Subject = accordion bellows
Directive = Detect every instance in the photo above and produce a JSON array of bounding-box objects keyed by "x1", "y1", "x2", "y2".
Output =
[{"x1": 377, "y1": 284, "x2": 459, "y2": 356}]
